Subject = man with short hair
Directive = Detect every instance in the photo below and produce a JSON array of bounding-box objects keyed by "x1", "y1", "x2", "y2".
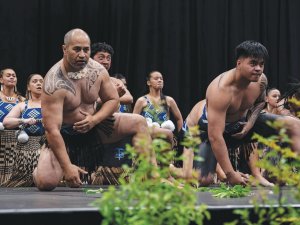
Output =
[
  {"x1": 33, "y1": 29, "x2": 153, "y2": 190},
  {"x1": 172, "y1": 40, "x2": 300, "y2": 186},
  {"x1": 91, "y1": 42, "x2": 133, "y2": 107}
]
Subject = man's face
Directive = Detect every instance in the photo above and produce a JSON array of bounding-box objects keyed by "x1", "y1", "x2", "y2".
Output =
[
  {"x1": 93, "y1": 51, "x2": 112, "y2": 70},
  {"x1": 237, "y1": 57, "x2": 265, "y2": 82},
  {"x1": 63, "y1": 34, "x2": 90, "y2": 71}
]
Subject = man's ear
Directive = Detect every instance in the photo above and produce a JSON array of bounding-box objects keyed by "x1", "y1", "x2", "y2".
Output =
[
  {"x1": 62, "y1": 45, "x2": 67, "y2": 55},
  {"x1": 236, "y1": 59, "x2": 242, "y2": 67}
]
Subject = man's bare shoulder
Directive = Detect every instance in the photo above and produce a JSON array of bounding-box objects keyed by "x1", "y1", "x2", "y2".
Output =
[
  {"x1": 43, "y1": 60, "x2": 75, "y2": 96},
  {"x1": 207, "y1": 70, "x2": 233, "y2": 94},
  {"x1": 86, "y1": 59, "x2": 107, "y2": 77}
]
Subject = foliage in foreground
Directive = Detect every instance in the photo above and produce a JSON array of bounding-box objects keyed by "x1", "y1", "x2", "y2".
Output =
[
  {"x1": 89, "y1": 117, "x2": 300, "y2": 225},
  {"x1": 91, "y1": 127, "x2": 210, "y2": 225},
  {"x1": 227, "y1": 120, "x2": 300, "y2": 225},
  {"x1": 199, "y1": 183, "x2": 251, "y2": 198}
]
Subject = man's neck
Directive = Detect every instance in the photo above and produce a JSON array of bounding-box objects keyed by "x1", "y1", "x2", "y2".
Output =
[
  {"x1": 62, "y1": 59, "x2": 75, "y2": 73},
  {"x1": 233, "y1": 68, "x2": 251, "y2": 89}
]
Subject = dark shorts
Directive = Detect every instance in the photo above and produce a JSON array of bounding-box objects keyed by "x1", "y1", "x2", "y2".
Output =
[
  {"x1": 195, "y1": 112, "x2": 281, "y2": 176},
  {"x1": 61, "y1": 125, "x2": 104, "y2": 173}
]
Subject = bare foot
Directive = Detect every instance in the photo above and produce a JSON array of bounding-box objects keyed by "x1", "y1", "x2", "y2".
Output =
[
  {"x1": 161, "y1": 176, "x2": 184, "y2": 188},
  {"x1": 251, "y1": 175, "x2": 274, "y2": 187},
  {"x1": 169, "y1": 164, "x2": 184, "y2": 178}
]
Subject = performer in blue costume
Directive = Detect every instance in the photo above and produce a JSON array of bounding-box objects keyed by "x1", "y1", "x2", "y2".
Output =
[
  {"x1": 2, "y1": 74, "x2": 44, "y2": 187},
  {"x1": 133, "y1": 71, "x2": 183, "y2": 144},
  {"x1": 0, "y1": 68, "x2": 25, "y2": 185}
]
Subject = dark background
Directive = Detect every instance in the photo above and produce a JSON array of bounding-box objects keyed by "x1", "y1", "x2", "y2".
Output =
[{"x1": 0, "y1": 0, "x2": 299, "y2": 118}]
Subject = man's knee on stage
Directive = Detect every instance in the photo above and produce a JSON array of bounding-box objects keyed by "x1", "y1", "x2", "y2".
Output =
[
  {"x1": 132, "y1": 114, "x2": 149, "y2": 133},
  {"x1": 33, "y1": 146, "x2": 62, "y2": 191}
]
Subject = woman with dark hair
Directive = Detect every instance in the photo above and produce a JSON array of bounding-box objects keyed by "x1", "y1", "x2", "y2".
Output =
[
  {"x1": 0, "y1": 68, "x2": 25, "y2": 119},
  {"x1": 1, "y1": 74, "x2": 44, "y2": 187},
  {"x1": 0, "y1": 68, "x2": 25, "y2": 184},
  {"x1": 133, "y1": 71, "x2": 183, "y2": 144}
]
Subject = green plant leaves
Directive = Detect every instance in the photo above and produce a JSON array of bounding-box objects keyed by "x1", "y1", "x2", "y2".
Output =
[{"x1": 198, "y1": 183, "x2": 251, "y2": 198}]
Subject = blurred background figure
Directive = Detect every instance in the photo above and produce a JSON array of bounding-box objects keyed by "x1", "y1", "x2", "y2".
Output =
[{"x1": 113, "y1": 73, "x2": 132, "y2": 113}]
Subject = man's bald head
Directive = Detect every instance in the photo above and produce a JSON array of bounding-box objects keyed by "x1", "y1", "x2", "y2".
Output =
[{"x1": 64, "y1": 28, "x2": 90, "y2": 45}]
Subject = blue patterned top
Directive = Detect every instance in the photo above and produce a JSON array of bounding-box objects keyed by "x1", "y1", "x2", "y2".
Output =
[
  {"x1": 119, "y1": 104, "x2": 131, "y2": 113},
  {"x1": 140, "y1": 96, "x2": 168, "y2": 125},
  {"x1": 0, "y1": 101, "x2": 18, "y2": 122},
  {"x1": 21, "y1": 101, "x2": 44, "y2": 135}
]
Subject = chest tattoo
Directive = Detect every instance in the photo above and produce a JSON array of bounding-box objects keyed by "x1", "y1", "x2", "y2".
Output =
[{"x1": 44, "y1": 68, "x2": 76, "y2": 95}]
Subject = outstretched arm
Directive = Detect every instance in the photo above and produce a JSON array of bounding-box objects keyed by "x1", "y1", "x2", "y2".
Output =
[{"x1": 42, "y1": 88, "x2": 86, "y2": 187}]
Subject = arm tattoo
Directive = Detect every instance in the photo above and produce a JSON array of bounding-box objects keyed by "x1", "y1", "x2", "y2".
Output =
[
  {"x1": 44, "y1": 68, "x2": 76, "y2": 95},
  {"x1": 246, "y1": 74, "x2": 268, "y2": 127},
  {"x1": 256, "y1": 74, "x2": 268, "y2": 104},
  {"x1": 85, "y1": 60, "x2": 102, "y2": 90}
]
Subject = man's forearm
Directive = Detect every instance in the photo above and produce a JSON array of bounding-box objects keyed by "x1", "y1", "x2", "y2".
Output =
[
  {"x1": 210, "y1": 138, "x2": 234, "y2": 174},
  {"x1": 246, "y1": 102, "x2": 265, "y2": 129},
  {"x1": 46, "y1": 131, "x2": 71, "y2": 171},
  {"x1": 119, "y1": 92, "x2": 133, "y2": 104},
  {"x1": 93, "y1": 99, "x2": 119, "y2": 123}
]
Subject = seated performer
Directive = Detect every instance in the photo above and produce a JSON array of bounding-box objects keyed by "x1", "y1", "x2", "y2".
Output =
[
  {"x1": 2, "y1": 74, "x2": 44, "y2": 187},
  {"x1": 33, "y1": 28, "x2": 155, "y2": 191}
]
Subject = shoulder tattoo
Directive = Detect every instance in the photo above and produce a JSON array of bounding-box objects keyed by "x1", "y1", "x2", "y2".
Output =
[
  {"x1": 256, "y1": 74, "x2": 268, "y2": 103},
  {"x1": 85, "y1": 60, "x2": 103, "y2": 90},
  {"x1": 259, "y1": 74, "x2": 268, "y2": 93},
  {"x1": 44, "y1": 68, "x2": 76, "y2": 95}
]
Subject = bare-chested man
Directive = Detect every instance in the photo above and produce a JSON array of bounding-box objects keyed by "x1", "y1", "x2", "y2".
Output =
[
  {"x1": 91, "y1": 42, "x2": 133, "y2": 108},
  {"x1": 33, "y1": 29, "x2": 153, "y2": 191},
  {"x1": 172, "y1": 40, "x2": 300, "y2": 186}
]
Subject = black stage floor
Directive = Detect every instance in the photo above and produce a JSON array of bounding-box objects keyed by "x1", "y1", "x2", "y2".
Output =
[{"x1": 0, "y1": 186, "x2": 299, "y2": 225}]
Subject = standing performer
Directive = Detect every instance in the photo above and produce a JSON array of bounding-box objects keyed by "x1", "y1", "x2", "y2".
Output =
[
  {"x1": 0, "y1": 68, "x2": 25, "y2": 184},
  {"x1": 2, "y1": 74, "x2": 44, "y2": 187}
]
